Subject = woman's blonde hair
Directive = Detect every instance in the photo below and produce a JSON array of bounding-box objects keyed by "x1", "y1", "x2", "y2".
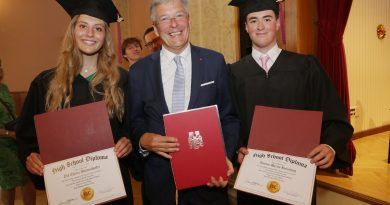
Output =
[{"x1": 45, "y1": 15, "x2": 124, "y2": 121}]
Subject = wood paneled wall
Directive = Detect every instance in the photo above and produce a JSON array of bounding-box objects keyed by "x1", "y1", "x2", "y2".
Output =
[
  {"x1": 115, "y1": 0, "x2": 240, "y2": 64},
  {"x1": 115, "y1": 0, "x2": 317, "y2": 63},
  {"x1": 188, "y1": 0, "x2": 239, "y2": 63},
  {"x1": 282, "y1": 0, "x2": 318, "y2": 55}
]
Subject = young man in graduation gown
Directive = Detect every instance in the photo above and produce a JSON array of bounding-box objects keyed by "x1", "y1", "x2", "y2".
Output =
[
  {"x1": 128, "y1": 0, "x2": 239, "y2": 204},
  {"x1": 228, "y1": 0, "x2": 354, "y2": 204}
]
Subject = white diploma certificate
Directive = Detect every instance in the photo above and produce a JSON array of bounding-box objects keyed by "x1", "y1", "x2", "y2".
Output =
[
  {"x1": 43, "y1": 148, "x2": 126, "y2": 205},
  {"x1": 234, "y1": 149, "x2": 316, "y2": 205}
]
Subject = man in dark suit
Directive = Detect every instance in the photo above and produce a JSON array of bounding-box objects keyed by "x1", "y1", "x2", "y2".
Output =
[
  {"x1": 128, "y1": 0, "x2": 239, "y2": 204},
  {"x1": 228, "y1": 0, "x2": 354, "y2": 204}
]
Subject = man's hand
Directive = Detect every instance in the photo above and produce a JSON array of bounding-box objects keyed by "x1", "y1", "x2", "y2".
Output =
[
  {"x1": 140, "y1": 133, "x2": 179, "y2": 159},
  {"x1": 207, "y1": 157, "x2": 234, "y2": 188},
  {"x1": 115, "y1": 137, "x2": 132, "y2": 158},
  {"x1": 26, "y1": 153, "x2": 44, "y2": 176},
  {"x1": 307, "y1": 144, "x2": 335, "y2": 169},
  {"x1": 237, "y1": 147, "x2": 249, "y2": 164}
]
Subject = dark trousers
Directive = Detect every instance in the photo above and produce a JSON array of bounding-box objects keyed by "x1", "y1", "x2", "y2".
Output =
[
  {"x1": 144, "y1": 178, "x2": 229, "y2": 205},
  {"x1": 179, "y1": 186, "x2": 229, "y2": 205},
  {"x1": 141, "y1": 182, "x2": 150, "y2": 205}
]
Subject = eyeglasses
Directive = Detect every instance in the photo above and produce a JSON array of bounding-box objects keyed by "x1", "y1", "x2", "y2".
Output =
[
  {"x1": 145, "y1": 37, "x2": 160, "y2": 48},
  {"x1": 155, "y1": 12, "x2": 188, "y2": 26}
]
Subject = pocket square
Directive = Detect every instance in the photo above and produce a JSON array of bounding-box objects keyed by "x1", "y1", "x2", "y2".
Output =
[{"x1": 200, "y1": 81, "x2": 215, "y2": 87}]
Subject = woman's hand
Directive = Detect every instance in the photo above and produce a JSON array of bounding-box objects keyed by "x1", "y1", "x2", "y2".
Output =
[
  {"x1": 26, "y1": 153, "x2": 44, "y2": 176},
  {"x1": 114, "y1": 137, "x2": 132, "y2": 158}
]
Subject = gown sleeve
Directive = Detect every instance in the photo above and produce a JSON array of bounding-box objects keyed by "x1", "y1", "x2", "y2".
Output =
[
  {"x1": 16, "y1": 70, "x2": 53, "y2": 189},
  {"x1": 305, "y1": 56, "x2": 354, "y2": 168}
]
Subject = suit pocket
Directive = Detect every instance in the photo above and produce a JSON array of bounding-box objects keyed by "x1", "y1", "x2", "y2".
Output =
[
  {"x1": 200, "y1": 81, "x2": 215, "y2": 87},
  {"x1": 198, "y1": 81, "x2": 217, "y2": 104}
]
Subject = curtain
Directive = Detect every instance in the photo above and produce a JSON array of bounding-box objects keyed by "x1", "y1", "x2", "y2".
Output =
[{"x1": 317, "y1": 0, "x2": 356, "y2": 176}]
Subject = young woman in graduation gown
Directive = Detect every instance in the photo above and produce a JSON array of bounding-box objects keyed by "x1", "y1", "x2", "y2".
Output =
[{"x1": 15, "y1": 1, "x2": 133, "y2": 204}]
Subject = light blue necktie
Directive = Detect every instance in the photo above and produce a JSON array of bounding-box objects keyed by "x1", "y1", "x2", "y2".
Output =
[{"x1": 172, "y1": 56, "x2": 185, "y2": 113}]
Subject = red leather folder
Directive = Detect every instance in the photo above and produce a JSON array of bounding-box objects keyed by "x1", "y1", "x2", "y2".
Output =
[
  {"x1": 164, "y1": 105, "x2": 228, "y2": 190},
  {"x1": 34, "y1": 101, "x2": 115, "y2": 164},
  {"x1": 248, "y1": 106, "x2": 323, "y2": 158}
]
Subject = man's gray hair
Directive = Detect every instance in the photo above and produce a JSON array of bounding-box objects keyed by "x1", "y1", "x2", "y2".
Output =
[{"x1": 150, "y1": 0, "x2": 189, "y2": 22}]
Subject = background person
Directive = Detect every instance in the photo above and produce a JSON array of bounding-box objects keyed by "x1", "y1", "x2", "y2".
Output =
[
  {"x1": 0, "y1": 63, "x2": 36, "y2": 205},
  {"x1": 122, "y1": 37, "x2": 143, "y2": 68},
  {"x1": 143, "y1": 26, "x2": 162, "y2": 53}
]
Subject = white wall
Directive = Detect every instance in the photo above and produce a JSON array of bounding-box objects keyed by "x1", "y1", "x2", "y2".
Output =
[
  {"x1": 0, "y1": 0, "x2": 69, "y2": 92},
  {"x1": 344, "y1": 0, "x2": 390, "y2": 132}
]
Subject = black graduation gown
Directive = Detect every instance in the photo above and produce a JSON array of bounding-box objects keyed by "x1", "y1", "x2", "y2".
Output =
[
  {"x1": 229, "y1": 50, "x2": 354, "y2": 204},
  {"x1": 16, "y1": 68, "x2": 133, "y2": 205}
]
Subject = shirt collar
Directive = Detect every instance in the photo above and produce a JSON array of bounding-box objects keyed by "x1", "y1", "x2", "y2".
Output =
[
  {"x1": 252, "y1": 44, "x2": 282, "y2": 63},
  {"x1": 161, "y1": 43, "x2": 191, "y2": 63}
]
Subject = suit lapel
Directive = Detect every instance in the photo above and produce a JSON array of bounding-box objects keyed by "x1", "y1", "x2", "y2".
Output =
[
  {"x1": 150, "y1": 52, "x2": 169, "y2": 114},
  {"x1": 188, "y1": 45, "x2": 202, "y2": 109}
]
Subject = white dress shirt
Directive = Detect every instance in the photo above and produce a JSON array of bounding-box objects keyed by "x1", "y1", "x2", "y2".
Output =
[{"x1": 160, "y1": 44, "x2": 192, "y2": 113}]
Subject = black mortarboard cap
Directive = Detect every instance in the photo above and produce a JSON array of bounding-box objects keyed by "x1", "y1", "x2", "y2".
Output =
[
  {"x1": 57, "y1": 0, "x2": 123, "y2": 24},
  {"x1": 229, "y1": 0, "x2": 281, "y2": 18}
]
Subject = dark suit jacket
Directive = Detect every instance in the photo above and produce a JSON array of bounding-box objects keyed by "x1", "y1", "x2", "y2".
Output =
[{"x1": 128, "y1": 45, "x2": 239, "y2": 204}]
